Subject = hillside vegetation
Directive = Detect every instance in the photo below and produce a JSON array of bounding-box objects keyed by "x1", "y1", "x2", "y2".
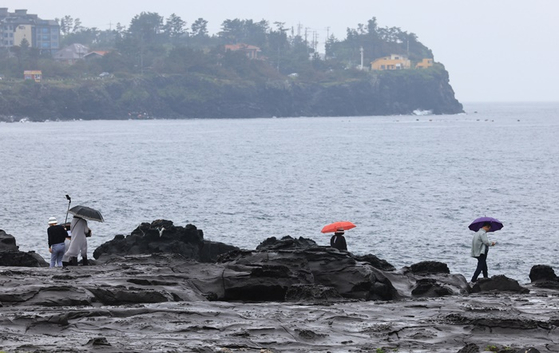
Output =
[{"x1": 0, "y1": 14, "x2": 463, "y2": 120}]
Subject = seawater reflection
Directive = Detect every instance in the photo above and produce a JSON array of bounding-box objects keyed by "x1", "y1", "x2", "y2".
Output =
[{"x1": 1, "y1": 102, "x2": 558, "y2": 282}]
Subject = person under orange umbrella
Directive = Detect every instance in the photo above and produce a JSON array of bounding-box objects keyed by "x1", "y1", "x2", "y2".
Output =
[
  {"x1": 322, "y1": 221, "x2": 355, "y2": 251},
  {"x1": 330, "y1": 228, "x2": 347, "y2": 251}
]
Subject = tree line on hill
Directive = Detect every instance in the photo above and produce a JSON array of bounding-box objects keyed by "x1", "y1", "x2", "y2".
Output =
[{"x1": 0, "y1": 13, "x2": 434, "y2": 82}]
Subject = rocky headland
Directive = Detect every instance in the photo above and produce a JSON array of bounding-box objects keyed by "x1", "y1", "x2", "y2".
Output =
[
  {"x1": 0, "y1": 65, "x2": 463, "y2": 122},
  {"x1": 0, "y1": 221, "x2": 557, "y2": 353}
]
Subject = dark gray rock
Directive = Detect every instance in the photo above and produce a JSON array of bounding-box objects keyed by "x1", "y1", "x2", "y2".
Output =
[
  {"x1": 93, "y1": 220, "x2": 238, "y2": 263},
  {"x1": 471, "y1": 275, "x2": 529, "y2": 294},
  {"x1": 0, "y1": 230, "x2": 48, "y2": 267},
  {"x1": 0, "y1": 229, "x2": 18, "y2": 251},
  {"x1": 354, "y1": 253, "x2": 396, "y2": 271},
  {"x1": 217, "y1": 246, "x2": 399, "y2": 301},
  {"x1": 256, "y1": 235, "x2": 319, "y2": 251},
  {"x1": 530, "y1": 264, "x2": 558, "y2": 282},
  {"x1": 410, "y1": 261, "x2": 450, "y2": 274},
  {"x1": 412, "y1": 278, "x2": 453, "y2": 297}
]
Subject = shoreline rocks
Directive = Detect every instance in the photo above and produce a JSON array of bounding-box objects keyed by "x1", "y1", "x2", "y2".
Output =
[
  {"x1": 0, "y1": 229, "x2": 48, "y2": 267},
  {"x1": 0, "y1": 220, "x2": 557, "y2": 352}
]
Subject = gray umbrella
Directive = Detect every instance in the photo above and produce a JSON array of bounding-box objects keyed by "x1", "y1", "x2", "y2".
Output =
[{"x1": 68, "y1": 205, "x2": 104, "y2": 222}]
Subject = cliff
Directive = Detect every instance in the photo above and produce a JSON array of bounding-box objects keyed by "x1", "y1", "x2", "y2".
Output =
[{"x1": 0, "y1": 65, "x2": 462, "y2": 121}]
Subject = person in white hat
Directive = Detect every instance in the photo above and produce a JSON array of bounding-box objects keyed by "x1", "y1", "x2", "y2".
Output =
[{"x1": 47, "y1": 217, "x2": 67, "y2": 267}]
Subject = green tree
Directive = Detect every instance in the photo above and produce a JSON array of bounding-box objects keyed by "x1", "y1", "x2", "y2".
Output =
[
  {"x1": 219, "y1": 19, "x2": 268, "y2": 47},
  {"x1": 164, "y1": 13, "x2": 187, "y2": 42},
  {"x1": 191, "y1": 18, "x2": 208, "y2": 37},
  {"x1": 73, "y1": 18, "x2": 83, "y2": 33},
  {"x1": 12, "y1": 38, "x2": 39, "y2": 70},
  {"x1": 128, "y1": 12, "x2": 164, "y2": 44},
  {"x1": 59, "y1": 15, "x2": 73, "y2": 35}
]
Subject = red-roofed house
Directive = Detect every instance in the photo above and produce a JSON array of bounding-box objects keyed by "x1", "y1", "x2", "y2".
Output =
[{"x1": 224, "y1": 43, "x2": 261, "y2": 59}]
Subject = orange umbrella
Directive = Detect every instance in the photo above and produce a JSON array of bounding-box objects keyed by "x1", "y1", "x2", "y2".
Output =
[{"x1": 321, "y1": 221, "x2": 356, "y2": 233}]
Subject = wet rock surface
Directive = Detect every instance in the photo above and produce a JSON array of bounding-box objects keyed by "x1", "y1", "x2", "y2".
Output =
[{"x1": 0, "y1": 223, "x2": 557, "y2": 352}]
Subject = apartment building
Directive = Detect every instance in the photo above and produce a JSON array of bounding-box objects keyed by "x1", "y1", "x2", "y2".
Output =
[{"x1": 0, "y1": 8, "x2": 60, "y2": 55}]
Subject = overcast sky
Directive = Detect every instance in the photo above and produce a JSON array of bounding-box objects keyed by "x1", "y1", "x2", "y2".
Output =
[{"x1": 4, "y1": 0, "x2": 558, "y2": 103}]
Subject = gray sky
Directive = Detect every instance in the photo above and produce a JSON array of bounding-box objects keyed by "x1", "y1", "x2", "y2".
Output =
[{"x1": 4, "y1": 0, "x2": 559, "y2": 103}]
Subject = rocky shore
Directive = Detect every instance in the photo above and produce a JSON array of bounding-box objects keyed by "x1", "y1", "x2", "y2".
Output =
[{"x1": 1, "y1": 221, "x2": 557, "y2": 352}]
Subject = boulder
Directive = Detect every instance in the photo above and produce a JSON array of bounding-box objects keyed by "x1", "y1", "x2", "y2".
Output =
[
  {"x1": 471, "y1": 275, "x2": 529, "y2": 294},
  {"x1": 0, "y1": 229, "x2": 18, "y2": 251},
  {"x1": 529, "y1": 265, "x2": 559, "y2": 289},
  {"x1": 530, "y1": 265, "x2": 557, "y2": 282},
  {"x1": 392, "y1": 261, "x2": 469, "y2": 298},
  {"x1": 93, "y1": 220, "x2": 238, "y2": 263},
  {"x1": 0, "y1": 230, "x2": 48, "y2": 267},
  {"x1": 410, "y1": 261, "x2": 450, "y2": 274}
]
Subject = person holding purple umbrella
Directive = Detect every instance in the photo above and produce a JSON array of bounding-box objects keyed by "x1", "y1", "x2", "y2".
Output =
[{"x1": 470, "y1": 222, "x2": 497, "y2": 282}]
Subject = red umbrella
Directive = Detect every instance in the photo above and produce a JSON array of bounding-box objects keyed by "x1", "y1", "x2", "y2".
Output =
[{"x1": 321, "y1": 221, "x2": 356, "y2": 233}]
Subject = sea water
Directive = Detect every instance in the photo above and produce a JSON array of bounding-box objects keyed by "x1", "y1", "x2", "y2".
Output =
[{"x1": 1, "y1": 102, "x2": 558, "y2": 282}]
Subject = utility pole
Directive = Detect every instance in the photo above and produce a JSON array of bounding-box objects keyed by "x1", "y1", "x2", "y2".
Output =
[
  {"x1": 325, "y1": 26, "x2": 330, "y2": 59},
  {"x1": 360, "y1": 46, "x2": 364, "y2": 70},
  {"x1": 305, "y1": 27, "x2": 310, "y2": 55},
  {"x1": 406, "y1": 38, "x2": 409, "y2": 57}
]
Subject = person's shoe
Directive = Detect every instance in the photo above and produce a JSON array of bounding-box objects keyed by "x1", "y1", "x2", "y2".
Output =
[
  {"x1": 82, "y1": 257, "x2": 89, "y2": 266},
  {"x1": 69, "y1": 257, "x2": 78, "y2": 266}
]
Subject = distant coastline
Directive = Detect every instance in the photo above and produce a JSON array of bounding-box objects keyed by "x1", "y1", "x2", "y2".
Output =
[{"x1": 0, "y1": 65, "x2": 463, "y2": 122}]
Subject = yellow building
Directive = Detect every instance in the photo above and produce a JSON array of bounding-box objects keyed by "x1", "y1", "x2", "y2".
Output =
[
  {"x1": 14, "y1": 24, "x2": 33, "y2": 46},
  {"x1": 416, "y1": 58, "x2": 434, "y2": 69},
  {"x1": 24, "y1": 70, "x2": 42, "y2": 82},
  {"x1": 371, "y1": 54, "x2": 411, "y2": 70}
]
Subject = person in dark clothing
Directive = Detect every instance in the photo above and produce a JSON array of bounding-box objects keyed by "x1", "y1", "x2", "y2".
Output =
[
  {"x1": 330, "y1": 228, "x2": 348, "y2": 251},
  {"x1": 47, "y1": 217, "x2": 67, "y2": 267}
]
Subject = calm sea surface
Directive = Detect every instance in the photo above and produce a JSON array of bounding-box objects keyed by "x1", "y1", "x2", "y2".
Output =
[{"x1": 1, "y1": 102, "x2": 558, "y2": 282}]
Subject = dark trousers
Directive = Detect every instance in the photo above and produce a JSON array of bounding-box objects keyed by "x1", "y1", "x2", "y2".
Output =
[{"x1": 471, "y1": 253, "x2": 488, "y2": 282}]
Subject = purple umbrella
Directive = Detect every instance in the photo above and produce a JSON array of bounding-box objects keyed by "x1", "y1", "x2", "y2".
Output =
[{"x1": 468, "y1": 217, "x2": 503, "y2": 232}]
